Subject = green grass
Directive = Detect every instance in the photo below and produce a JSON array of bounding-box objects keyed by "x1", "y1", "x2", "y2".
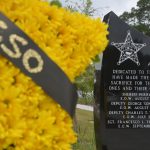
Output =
[
  {"x1": 73, "y1": 109, "x2": 96, "y2": 150},
  {"x1": 78, "y1": 97, "x2": 94, "y2": 106}
]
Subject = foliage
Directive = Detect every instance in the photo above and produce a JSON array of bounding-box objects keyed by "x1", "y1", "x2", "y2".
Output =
[
  {"x1": 50, "y1": 0, "x2": 62, "y2": 7},
  {"x1": 120, "y1": 0, "x2": 150, "y2": 36},
  {"x1": 75, "y1": 65, "x2": 95, "y2": 103},
  {"x1": 64, "y1": 0, "x2": 97, "y2": 16}
]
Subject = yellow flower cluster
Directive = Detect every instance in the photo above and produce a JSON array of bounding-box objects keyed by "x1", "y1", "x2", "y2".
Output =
[{"x1": 0, "y1": 0, "x2": 108, "y2": 149}]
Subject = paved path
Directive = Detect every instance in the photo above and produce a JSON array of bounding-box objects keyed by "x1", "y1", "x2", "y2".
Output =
[{"x1": 76, "y1": 104, "x2": 93, "y2": 111}]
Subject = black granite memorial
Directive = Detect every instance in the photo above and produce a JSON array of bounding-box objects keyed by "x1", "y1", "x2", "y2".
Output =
[{"x1": 94, "y1": 11, "x2": 150, "y2": 150}]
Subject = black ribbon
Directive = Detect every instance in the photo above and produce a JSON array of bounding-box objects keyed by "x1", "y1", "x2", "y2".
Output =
[{"x1": 0, "y1": 12, "x2": 77, "y2": 117}]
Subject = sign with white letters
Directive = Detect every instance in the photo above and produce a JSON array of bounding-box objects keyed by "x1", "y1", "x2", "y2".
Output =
[{"x1": 94, "y1": 12, "x2": 150, "y2": 150}]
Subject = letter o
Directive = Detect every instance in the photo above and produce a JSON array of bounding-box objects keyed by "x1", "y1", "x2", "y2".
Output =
[{"x1": 23, "y1": 49, "x2": 44, "y2": 73}]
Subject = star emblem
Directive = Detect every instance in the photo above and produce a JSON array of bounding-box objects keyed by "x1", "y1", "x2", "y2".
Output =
[{"x1": 111, "y1": 30, "x2": 146, "y2": 66}]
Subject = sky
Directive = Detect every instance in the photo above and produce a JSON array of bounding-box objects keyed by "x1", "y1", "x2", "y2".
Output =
[
  {"x1": 95, "y1": 0, "x2": 139, "y2": 16},
  {"x1": 61, "y1": 0, "x2": 139, "y2": 17}
]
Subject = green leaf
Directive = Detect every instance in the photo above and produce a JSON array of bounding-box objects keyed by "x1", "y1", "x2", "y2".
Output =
[
  {"x1": 50, "y1": 0, "x2": 62, "y2": 7},
  {"x1": 92, "y1": 55, "x2": 100, "y2": 63}
]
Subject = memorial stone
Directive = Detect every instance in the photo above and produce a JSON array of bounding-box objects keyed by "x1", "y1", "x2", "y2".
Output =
[{"x1": 94, "y1": 12, "x2": 150, "y2": 150}]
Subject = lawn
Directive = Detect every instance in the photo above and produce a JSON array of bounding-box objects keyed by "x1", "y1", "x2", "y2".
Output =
[
  {"x1": 78, "y1": 97, "x2": 94, "y2": 106},
  {"x1": 73, "y1": 109, "x2": 96, "y2": 150}
]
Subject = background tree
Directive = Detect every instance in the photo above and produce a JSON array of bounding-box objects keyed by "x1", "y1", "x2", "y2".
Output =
[
  {"x1": 75, "y1": 65, "x2": 95, "y2": 105},
  {"x1": 65, "y1": 0, "x2": 97, "y2": 16},
  {"x1": 120, "y1": 0, "x2": 150, "y2": 36}
]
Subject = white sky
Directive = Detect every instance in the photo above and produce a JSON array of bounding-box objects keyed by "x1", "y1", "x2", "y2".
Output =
[
  {"x1": 61, "y1": 0, "x2": 139, "y2": 17},
  {"x1": 95, "y1": 0, "x2": 139, "y2": 16}
]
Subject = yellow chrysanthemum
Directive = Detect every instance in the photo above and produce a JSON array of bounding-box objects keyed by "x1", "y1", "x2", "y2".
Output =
[{"x1": 0, "y1": 0, "x2": 108, "y2": 149}]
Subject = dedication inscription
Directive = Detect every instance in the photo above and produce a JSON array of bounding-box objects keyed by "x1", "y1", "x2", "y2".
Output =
[
  {"x1": 107, "y1": 69, "x2": 150, "y2": 129},
  {"x1": 96, "y1": 12, "x2": 150, "y2": 150}
]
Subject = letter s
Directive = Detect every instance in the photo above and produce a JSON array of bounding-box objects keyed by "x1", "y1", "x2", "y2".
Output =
[{"x1": 0, "y1": 34, "x2": 28, "y2": 58}]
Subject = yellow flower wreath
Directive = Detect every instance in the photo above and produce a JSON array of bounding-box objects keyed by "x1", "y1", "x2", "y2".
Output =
[{"x1": 0, "y1": 0, "x2": 108, "y2": 149}]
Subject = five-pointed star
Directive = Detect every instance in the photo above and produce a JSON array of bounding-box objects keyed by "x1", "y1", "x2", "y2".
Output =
[{"x1": 111, "y1": 30, "x2": 146, "y2": 66}]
